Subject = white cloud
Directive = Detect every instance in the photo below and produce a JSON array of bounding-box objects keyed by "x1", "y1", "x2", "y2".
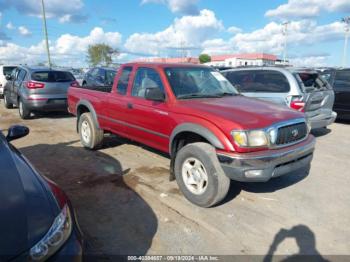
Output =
[
  {"x1": 141, "y1": 0, "x2": 199, "y2": 15},
  {"x1": 6, "y1": 22, "x2": 15, "y2": 30},
  {"x1": 201, "y1": 20, "x2": 345, "y2": 57},
  {"x1": 125, "y1": 9, "x2": 223, "y2": 55},
  {"x1": 0, "y1": 0, "x2": 87, "y2": 23},
  {"x1": 18, "y1": 26, "x2": 32, "y2": 36},
  {"x1": 227, "y1": 26, "x2": 242, "y2": 34},
  {"x1": 289, "y1": 55, "x2": 329, "y2": 67},
  {"x1": 265, "y1": 0, "x2": 350, "y2": 19},
  {"x1": 0, "y1": 27, "x2": 122, "y2": 67}
]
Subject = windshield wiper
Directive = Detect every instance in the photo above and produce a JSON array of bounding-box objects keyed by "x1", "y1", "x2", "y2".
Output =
[
  {"x1": 177, "y1": 93, "x2": 223, "y2": 99},
  {"x1": 214, "y1": 92, "x2": 236, "y2": 97}
]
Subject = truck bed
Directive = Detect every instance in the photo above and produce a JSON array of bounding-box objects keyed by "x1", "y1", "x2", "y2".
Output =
[{"x1": 78, "y1": 85, "x2": 112, "y2": 93}]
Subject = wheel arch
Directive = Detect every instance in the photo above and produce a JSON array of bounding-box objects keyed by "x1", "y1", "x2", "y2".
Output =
[
  {"x1": 76, "y1": 100, "x2": 100, "y2": 132},
  {"x1": 169, "y1": 123, "x2": 225, "y2": 158}
]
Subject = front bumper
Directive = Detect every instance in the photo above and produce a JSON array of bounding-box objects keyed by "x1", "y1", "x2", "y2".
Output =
[
  {"x1": 308, "y1": 110, "x2": 337, "y2": 129},
  {"x1": 217, "y1": 135, "x2": 316, "y2": 182}
]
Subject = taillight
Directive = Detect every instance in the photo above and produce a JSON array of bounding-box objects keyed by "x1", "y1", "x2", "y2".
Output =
[
  {"x1": 26, "y1": 81, "x2": 45, "y2": 89},
  {"x1": 289, "y1": 96, "x2": 305, "y2": 112},
  {"x1": 70, "y1": 81, "x2": 80, "y2": 87},
  {"x1": 44, "y1": 177, "x2": 68, "y2": 209}
]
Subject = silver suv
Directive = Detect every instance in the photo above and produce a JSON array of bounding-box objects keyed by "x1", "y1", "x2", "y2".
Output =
[
  {"x1": 222, "y1": 67, "x2": 337, "y2": 129},
  {"x1": 3, "y1": 66, "x2": 78, "y2": 119}
]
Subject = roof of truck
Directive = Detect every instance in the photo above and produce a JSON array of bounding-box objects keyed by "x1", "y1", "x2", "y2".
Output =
[{"x1": 123, "y1": 62, "x2": 209, "y2": 68}]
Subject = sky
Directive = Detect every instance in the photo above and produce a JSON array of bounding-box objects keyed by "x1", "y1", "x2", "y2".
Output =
[{"x1": 0, "y1": 0, "x2": 349, "y2": 67}]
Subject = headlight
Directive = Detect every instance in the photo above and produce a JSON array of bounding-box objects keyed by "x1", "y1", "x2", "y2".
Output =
[
  {"x1": 306, "y1": 120, "x2": 312, "y2": 133},
  {"x1": 30, "y1": 205, "x2": 72, "y2": 261},
  {"x1": 232, "y1": 130, "x2": 268, "y2": 147}
]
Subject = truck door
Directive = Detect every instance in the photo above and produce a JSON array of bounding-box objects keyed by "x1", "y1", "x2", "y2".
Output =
[
  {"x1": 103, "y1": 66, "x2": 133, "y2": 136},
  {"x1": 125, "y1": 67, "x2": 172, "y2": 153}
]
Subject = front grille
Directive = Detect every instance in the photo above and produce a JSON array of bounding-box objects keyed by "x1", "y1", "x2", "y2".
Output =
[{"x1": 276, "y1": 122, "x2": 307, "y2": 145}]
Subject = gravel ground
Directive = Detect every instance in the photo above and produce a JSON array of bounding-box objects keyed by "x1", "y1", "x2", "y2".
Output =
[{"x1": 0, "y1": 102, "x2": 349, "y2": 260}]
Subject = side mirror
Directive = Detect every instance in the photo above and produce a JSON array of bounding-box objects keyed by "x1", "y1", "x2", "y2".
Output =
[
  {"x1": 6, "y1": 125, "x2": 29, "y2": 142},
  {"x1": 145, "y1": 87, "x2": 165, "y2": 102},
  {"x1": 5, "y1": 75, "x2": 12, "y2": 81}
]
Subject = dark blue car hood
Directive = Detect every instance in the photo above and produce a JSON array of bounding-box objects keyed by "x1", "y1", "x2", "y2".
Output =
[{"x1": 0, "y1": 137, "x2": 56, "y2": 259}]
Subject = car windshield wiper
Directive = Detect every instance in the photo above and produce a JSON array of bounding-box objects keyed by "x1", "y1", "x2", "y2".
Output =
[
  {"x1": 177, "y1": 93, "x2": 223, "y2": 99},
  {"x1": 214, "y1": 92, "x2": 236, "y2": 97}
]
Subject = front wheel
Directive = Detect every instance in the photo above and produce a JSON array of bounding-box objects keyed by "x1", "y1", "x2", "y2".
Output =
[
  {"x1": 78, "y1": 112, "x2": 104, "y2": 149},
  {"x1": 18, "y1": 98, "x2": 31, "y2": 119},
  {"x1": 174, "y1": 142, "x2": 230, "y2": 207}
]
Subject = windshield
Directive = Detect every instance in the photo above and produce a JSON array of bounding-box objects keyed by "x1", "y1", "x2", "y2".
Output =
[
  {"x1": 3, "y1": 66, "x2": 16, "y2": 76},
  {"x1": 31, "y1": 71, "x2": 75, "y2": 82},
  {"x1": 164, "y1": 67, "x2": 238, "y2": 99}
]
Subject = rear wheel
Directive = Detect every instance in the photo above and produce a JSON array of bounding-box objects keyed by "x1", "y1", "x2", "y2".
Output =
[
  {"x1": 3, "y1": 92, "x2": 13, "y2": 109},
  {"x1": 174, "y1": 142, "x2": 230, "y2": 207},
  {"x1": 78, "y1": 112, "x2": 104, "y2": 149},
  {"x1": 18, "y1": 98, "x2": 31, "y2": 119}
]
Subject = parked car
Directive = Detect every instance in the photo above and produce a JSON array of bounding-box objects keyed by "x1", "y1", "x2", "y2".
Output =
[
  {"x1": 3, "y1": 66, "x2": 78, "y2": 119},
  {"x1": 0, "y1": 65, "x2": 17, "y2": 97},
  {"x1": 82, "y1": 67, "x2": 117, "y2": 88},
  {"x1": 69, "y1": 68, "x2": 84, "y2": 86},
  {"x1": 68, "y1": 62, "x2": 315, "y2": 207},
  {"x1": 319, "y1": 68, "x2": 350, "y2": 120},
  {"x1": 0, "y1": 125, "x2": 82, "y2": 261},
  {"x1": 222, "y1": 67, "x2": 337, "y2": 130}
]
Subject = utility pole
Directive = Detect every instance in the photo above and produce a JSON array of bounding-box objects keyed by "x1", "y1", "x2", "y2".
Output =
[
  {"x1": 282, "y1": 21, "x2": 290, "y2": 65},
  {"x1": 41, "y1": 0, "x2": 52, "y2": 68},
  {"x1": 341, "y1": 16, "x2": 350, "y2": 68}
]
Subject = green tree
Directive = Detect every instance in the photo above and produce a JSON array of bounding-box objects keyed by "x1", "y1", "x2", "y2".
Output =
[
  {"x1": 87, "y1": 43, "x2": 117, "y2": 66},
  {"x1": 199, "y1": 53, "x2": 211, "y2": 64}
]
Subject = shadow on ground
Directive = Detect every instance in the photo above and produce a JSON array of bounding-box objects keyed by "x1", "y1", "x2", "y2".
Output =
[
  {"x1": 221, "y1": 165, "x2": 310, "y2": 204},
  {"x1": 263, "y1": 225, "x2": 330, "y2": 262},
  {"x1": 311, "y1": 128, "x2": 331, "y2": 137},
  {"x1": 20, "y1": 141, "x2": 158, "y2": 258}
]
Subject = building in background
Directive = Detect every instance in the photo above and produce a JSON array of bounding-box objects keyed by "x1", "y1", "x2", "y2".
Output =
[{"x1": 205, "y1": 53, "x2": 277, "y2": 67}]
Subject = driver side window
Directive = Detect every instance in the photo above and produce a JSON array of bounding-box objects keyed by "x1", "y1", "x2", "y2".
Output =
[{"x1": 132, "y1": 68, "x2": 164, "y2": 98}]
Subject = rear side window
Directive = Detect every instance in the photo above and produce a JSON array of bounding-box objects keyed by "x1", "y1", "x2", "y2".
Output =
[
  {"x1": 31, "y1": 71, "x2": 75, "y2": 82},
  {"x1": 116, "y1": 67, "x2": 132, "y2": 95},
  {"x1": 224, "y1": 70, "x2": 290, "y2": 93},
  {"x1": 17, "y1": 69, "x2": 26, "y2": 82},
  {"x1": 3, "y1": 66, "x2": 16, "y2": 76},
  {"x1": 334, "y1": 70, "x2": 350, "y2": 90}
]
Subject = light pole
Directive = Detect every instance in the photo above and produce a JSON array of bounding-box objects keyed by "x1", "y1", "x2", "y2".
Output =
[
  {"x1": 342, "y1": 16, "x2": 350, "y2": 68},
  {"x1": 282, "y1": 21, "x2": 290, "y2": 65},
  {"x1": 41, "y1": 0, "x2": 52, "y2": 68}
]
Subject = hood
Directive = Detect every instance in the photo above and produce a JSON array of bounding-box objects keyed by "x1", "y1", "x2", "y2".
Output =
[
  {"x1": 176, "y1": 95, "x2": 304, "y2": 130},
  {"x1": 0, "y1": 138, "x2": 55, "y2": 258}
]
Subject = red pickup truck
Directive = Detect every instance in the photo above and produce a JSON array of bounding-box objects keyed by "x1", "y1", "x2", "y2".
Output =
[{"x1": 68, "y1": 63, "x2": 315, "y2": 207}]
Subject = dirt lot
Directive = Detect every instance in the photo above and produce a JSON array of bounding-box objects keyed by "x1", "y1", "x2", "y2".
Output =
[{"x1": 0, "y1": 102, "x2": 349, "y2": 260}]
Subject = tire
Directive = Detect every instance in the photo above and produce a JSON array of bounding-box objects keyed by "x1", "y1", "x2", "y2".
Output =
[
  {"x1": 18, "y1": 98, "x2": 31, "y2": 119},
  {"x1": 174, "y1": 142, "x2": 230, "y2": 207},
  {"x1": 3, "y1": 92, "x2": 13, "y2": 109},
  {"x1": 78, "y1": 112, "x2": 104, "y2": 149}
]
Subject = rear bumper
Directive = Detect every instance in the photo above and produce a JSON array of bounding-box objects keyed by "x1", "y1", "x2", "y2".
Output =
[
  {"x1": 308, "y1": 111, "x2": 337, "y2": 129},
  {"x1": 24, "y1": 98, "x2": 68, "y2": 112},
  {"x1": 217, "y1": 136, "x2": 315, "y2": 182}
]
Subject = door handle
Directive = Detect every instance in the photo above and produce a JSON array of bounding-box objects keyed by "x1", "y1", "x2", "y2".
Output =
[{"x1": 127, "y1": 103, "x2": 133, "y2": 109}]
